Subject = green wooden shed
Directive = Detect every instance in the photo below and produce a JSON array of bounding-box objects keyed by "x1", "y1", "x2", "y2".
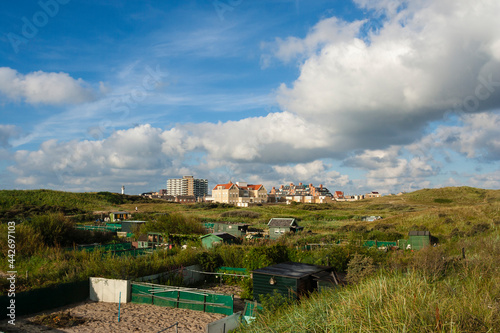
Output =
[
  {"x1": 252, "y1": 262, "x2": 331, "y2": 302},
  {"x1": 205, "y1": 221, "x2": 249, "y2": 237},
  {"x1": 200, "y1": 232, "x2": 237, "y2": 249},
  {"x1": 399, "y1": 230, "x2": 437, "y2": 250},
  {"x1": 267, "y1": 218, "x2": 303, "y2": 239}
]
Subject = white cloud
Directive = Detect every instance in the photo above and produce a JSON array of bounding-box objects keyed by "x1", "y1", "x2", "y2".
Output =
[
  {"x1": 0, "y1": 67, "x2": 96, "y2": 105},
  {"x1": 273, "y1": 160, "x2": 350, "y2": 188},
  {"x1": 274, "y1": 0, "x2": 500, "y2": 151},
  {"x1": 0, "y1": 125, "x2": 20, "y2": 148},
  {"x1": 435, "y1": 112, "x2": 500, "y2": 161}
]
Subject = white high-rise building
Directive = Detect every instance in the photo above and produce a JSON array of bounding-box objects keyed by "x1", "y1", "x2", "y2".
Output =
[{"x1": 166, "y1": 175, "x2": 208, "y2": 198}]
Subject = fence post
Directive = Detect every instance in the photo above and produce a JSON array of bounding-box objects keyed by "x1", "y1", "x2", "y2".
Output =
[
  {"x1": 118, "y1": 292, "x2": 121, "y2": 322},
  {"x1": 176, "y1": 291, "x2": 180, "y2": 308}
]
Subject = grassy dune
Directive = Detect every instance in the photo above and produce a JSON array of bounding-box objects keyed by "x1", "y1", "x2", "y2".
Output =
[{"x1": 0, "y1": 187, "x2": 499, "y2": 332}]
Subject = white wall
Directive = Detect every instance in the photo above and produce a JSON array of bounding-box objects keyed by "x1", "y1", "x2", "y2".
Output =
[{"x1": 89, "y1": 277, "x2": 130, "y2": 303}]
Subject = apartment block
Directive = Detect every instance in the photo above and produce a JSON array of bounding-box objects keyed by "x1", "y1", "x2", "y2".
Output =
[{"x1": 166, "y1": 175, "x2": 208, "y2": 198}]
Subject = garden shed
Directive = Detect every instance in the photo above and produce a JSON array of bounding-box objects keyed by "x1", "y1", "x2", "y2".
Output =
[
  {"x1": 399, "y1": 230, "x2": 437, "y2": 250},
  {"x1": 267, "y1": 218, "x2": 303, "y2": 239},
  {"x1": 109, "y1": 211, "x2": 130, "y2": 222},
  {"x1": 252, "y1": 262, "x2": 331, "y2": 302},
  {"x1": 204, "y1": 221, "x2": 249, "y2": 237},
  {"x1": 200, "y1": 232, "x2": 237, "y2": 249}
]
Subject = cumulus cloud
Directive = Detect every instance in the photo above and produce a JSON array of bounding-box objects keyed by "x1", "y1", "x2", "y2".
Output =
[
  {"x1": 4, "y1": 0, "x2": 500, "y2": 194},
  {"x1": 161, "y1": 111, "x2": 331, "y2": 163},
  {"x1": 273, "y1": 160, "x2": 351, "y2": 188},
  {"x1": 0, "y1": 125, "x2": 20, "y2": 148},
  {"x1": 273, "y1": 0, "x2": 500, "y2": 151},
  {"x1": 9, "y1": 125, "x2": 170, "y2": 191},
  {"x1": 0, "y1": 67, "x2": 96, "y2": 105},
  {"x1": 432, "y1": 112, "x2": 500, "y2": 161}
]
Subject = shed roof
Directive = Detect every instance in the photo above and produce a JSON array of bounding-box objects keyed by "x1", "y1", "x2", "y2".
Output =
[
  {"x1": 252, "y1": 262, "x2": 329, "y2": 279},
  {"x1": 137, "y1": 234, "x2": 148, "y2": 242},
  {"x1": 267, "y1": 218, "x2": 296, "y2": 227},
  {"x1": 408, "y1": 230, "x2": 430, "y2": 236},
  {"x1": 200, "y1": 232, "x2": 237, "y2": 241}
]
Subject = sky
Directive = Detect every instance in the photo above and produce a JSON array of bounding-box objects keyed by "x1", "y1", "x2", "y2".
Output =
[{"x1": 0, "y1": 0, "x2": 499, "y2": 195}]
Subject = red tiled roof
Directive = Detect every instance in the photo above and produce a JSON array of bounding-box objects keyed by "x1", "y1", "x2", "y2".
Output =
[
  {"x1": 213, "y1": 183, "x2": 235, "y2": 190},
  {"x1": 213, "y1": 183, "x2": 264, "y2": 191}
]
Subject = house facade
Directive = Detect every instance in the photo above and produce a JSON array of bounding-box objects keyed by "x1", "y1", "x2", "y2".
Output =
[{"x1": 211, "y1": 181, "x2": 267, "y2": 205}]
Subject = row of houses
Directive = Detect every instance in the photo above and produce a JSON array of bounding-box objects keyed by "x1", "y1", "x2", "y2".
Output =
[{"x1": 140, "y1": 176, "x2": 384, "y2": 206}]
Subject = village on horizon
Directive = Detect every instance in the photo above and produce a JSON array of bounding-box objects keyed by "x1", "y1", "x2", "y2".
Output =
[{"x1": 138, "y1": 175, "x2": 398, "y2": 207}]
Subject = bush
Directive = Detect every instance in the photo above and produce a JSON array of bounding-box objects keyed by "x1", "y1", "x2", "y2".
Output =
[
  {"x1": 244, "y1": 244, "x2": 290, "y2": 271},
  {"x1": 346, "y1": 254, "x2": 376, "y2": 284},
  {"x1": 259, "y1": 289, "x2": 293, "y2": 314},
  {"x1": 196, "y1": 251, "x2": 222, "y2": 272},
  {"x1": 411, "y1": 246, "x2": 449, "y2": 282},
  {"x1": 27, "y1": 213, "x2": 75, "y2": 247},
  {"x1": 467, "y1": 223, "x2": 491, "y2": 236},
  {"x1": 239, "y1": 277, "x2": 253, "y2": 300},
  {"x1": 140, "y1": 213, "x2": 204, "y2": 235}
]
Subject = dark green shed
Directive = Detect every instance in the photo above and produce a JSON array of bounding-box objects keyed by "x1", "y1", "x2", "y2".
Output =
[
  {"x1": 252, "y1": 262, "x2": 331, "y2": 302},
  {"x1": 204, "y1": 221, "x2": 249, "y2": 237},
  {"x1": 200, "y1": 232, "x2": 237, "y2": 249}
]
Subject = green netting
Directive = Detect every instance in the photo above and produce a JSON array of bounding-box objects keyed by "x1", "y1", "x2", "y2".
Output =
[
  {"x1": 131, "y1": 283, "x2": 233, "y2": 315},
  {"x1": 363, "y1": 240, "x2": 398, "y2": 248},
  {"x1": 75, "y1": 225, "x2": 121, "y2": 232}
]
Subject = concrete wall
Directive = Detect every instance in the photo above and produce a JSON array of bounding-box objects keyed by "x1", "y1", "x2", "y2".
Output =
[
  {"x1": 206, "y1": 312, "x2": 241, "y2": 333},
  {"x1": 90, "y1": 277, "x2": 130, "y2": 303}
]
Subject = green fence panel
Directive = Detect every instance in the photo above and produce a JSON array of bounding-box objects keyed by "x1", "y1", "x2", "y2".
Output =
[
  {"x1": 131, "y1": 283, "x2": 233, "y2": 315},
  {"x1": 217, "y1": 267, "x2": 248, "y2": 274},
  {"x1": 205, "y1": 293, "x2": 233, "y2": 316},
  {"x1": 131, "y1": 283, "x2": 153, "y2": 304},
  {"x1": 0, "y1": 280, "x2": 89, "y2": 317}
]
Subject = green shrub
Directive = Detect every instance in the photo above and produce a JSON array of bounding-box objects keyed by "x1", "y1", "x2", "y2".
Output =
[
  {"x1": 243, "y1": 244, "x2": 290, "y2": 271},
  {"x1": 196, "y1": 251, "x2": 223, "y2": 272},
  {"x1": 346, "y1": 254, "x2": 376, "y2": 284},
  {"x1": 259, "y1": 289, "x2": 293, "y2": 315}
]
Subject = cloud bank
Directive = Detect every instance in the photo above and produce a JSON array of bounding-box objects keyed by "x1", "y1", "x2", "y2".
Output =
[
  {"x1": 3, "y1": 0, "x2": 500, "y2": 194},
  {"x1": 0, "y1": 67, "x2": 96, "y2": 105}
]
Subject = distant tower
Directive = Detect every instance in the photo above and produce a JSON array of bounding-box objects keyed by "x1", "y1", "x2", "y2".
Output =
[{"x1": 121, "y1": 185, "x2": 125, "y2": 195}]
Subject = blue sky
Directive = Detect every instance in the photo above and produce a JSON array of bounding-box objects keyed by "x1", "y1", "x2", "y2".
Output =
[{"x1": 1, "y1": 0, "x2": 499, "y2": 195}]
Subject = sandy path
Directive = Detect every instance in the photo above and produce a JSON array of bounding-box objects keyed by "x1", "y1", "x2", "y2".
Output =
[{"x1": 0, "y1": 301, "x2": 226, "y2": 333}]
